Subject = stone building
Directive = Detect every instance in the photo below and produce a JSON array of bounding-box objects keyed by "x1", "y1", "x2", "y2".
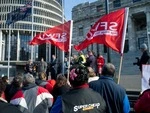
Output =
[{"x1": 72, "y1": 0, "x2": 150, "y2": 75}]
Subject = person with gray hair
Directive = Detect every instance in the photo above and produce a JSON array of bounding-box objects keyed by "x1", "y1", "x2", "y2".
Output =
[
  {"x1": 10, "y1": 73, "x2": 53, "y2": 113},
  {"x1": 23, "y1": 73, "x2": 35, "y2": 85},
  {"x1": 133, "y1": 43, "x2": 150, "y2": 71},
  {"x1": 89, "y1": 63, "x2": 130, "y2": 113}
]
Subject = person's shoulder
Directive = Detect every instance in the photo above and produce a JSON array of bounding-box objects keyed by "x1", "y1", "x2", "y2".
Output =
[
  {"x1": 89, "y1": 79, "x2": 100, "y2": 86},
  {"x1": 114, "y1": 83, "x2": 126, "y2": 93},
  {"x1": 37, "y1": 86, "x2": 53, "y2": 98},
  {"x1": 5, "y1": 103, "x2": 23, "y2": 113},
  {"x1": 141, "y1": 89, "x2": 150, "y2": 96},
  {"x1": 0, "y1": 101, "x2": 22, "y2": 113}
]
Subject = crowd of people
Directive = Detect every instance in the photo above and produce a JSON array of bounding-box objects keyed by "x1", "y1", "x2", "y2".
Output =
[
  {"x1": 0, "y1": 62, "x2": 129, "y2": 113},
  {"x1": 24, "y1": 51, "x2": 105, "y2": 80},
  {"x1": 0, "y1": 43, "x2": 150, "y2": 113}
]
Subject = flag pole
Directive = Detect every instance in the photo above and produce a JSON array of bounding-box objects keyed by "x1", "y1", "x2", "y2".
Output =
[
  {"x1": 7, "y1": 24, "x2": 11, "y2": 80},
  {"x1": 117, "y1": 7, "x2": 129, "y2": 84},
  {"x1": 31, "y1": 0, "x2": 34, "y2": 61},
  {"x1": 67, "y1": 20, "x2": 73, "y2": 81},
  {"x1": 7, "y1": 5, "x2": 12, "y2": 80},
  {"x1": 62, "y1": 0, "x2": 65, "y2": 75}
]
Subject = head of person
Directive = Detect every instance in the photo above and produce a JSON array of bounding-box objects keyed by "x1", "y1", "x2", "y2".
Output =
[
  {"x1": 55, "y1": 74, "x2": 68, "y2": 87},
  {"x1": 78, "y1": 51, "x2": 83, "y2": 55},
  {"x1": 41, "y1": 58, "x2": 44, "y2": 62},
  {"x1": 11, "y1": 75, "x2": 23, "y2": 88},
  {"x1": 140, "y1": 43, "x2": 147, "y2": 52},
  {"x1": 38, "y1": 72, "x2": 47, "y2": 80},
  {"x1": 23, "y1": 73, "x2": 35, "y2": 86},
  {"x1": 64, "y1": 57, "x2": 68, "y2": 62},
  {"x1": 73, "y1": 54, "x2": 78, "y2": 59},
  {"x1": 85, "y1": 54, "x2": 89, "y2": 58},
  {"x1": 2, "y1": 76, "x2": 9, "y2": 84},
  {"x1": 88, "y1": 50, "x2": 93, "y2": 56},
  {"x1": 87, "y1": 67, "x2": 96, "y2": 77},
  {"x1": 102, "y1": 63, "x2": 115, "y2": 77},
  {"x1": 28, "y1": 59, "x2": 32, "y2": 64},
  {"x1": 69, "y1": 65, "x2": 89, "y2": 87},
  {"x1": 0, "y1": 79, "x2": 6, "y2": 97},
  {"x1": 52, "y1": 55, "x2": 56, "y2": 59}
]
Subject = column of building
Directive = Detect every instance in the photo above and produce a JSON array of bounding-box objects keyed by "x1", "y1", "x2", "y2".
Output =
[
  {"x1": 17, "y1": 31, "x2": 20, "y2": 61},
  {"x1": 128, "y1": 15, "x2": 136, "y2": 51},
  {"x1": 146, "y1": 11, "x2": 150, "y2": 52},
  {"x1": 0, "y1": 30, "x2": 2, "y2": 61}
]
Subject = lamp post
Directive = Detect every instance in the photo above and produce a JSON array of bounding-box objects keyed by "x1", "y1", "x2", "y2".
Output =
[{"x1": 105, "y1": 0, "x2": 111, "y2": 63}]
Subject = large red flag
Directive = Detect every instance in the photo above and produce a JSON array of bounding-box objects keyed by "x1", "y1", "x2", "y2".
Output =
[
  {"x1": 74, "y1": 8, "x2": 129, "y2": 54},
  {"x1": 29, "y1": 21, "x2": 72, "y2": 52}
]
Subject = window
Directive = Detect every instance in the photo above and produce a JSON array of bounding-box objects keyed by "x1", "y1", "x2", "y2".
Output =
[
  {"x1": 138, "y1": 37, "x2": 148, "y2": 49},
  {"x1": 113, "y1": 0, "x2": 121, "y2": 8},
  {"x1": 79, "y1": 27, "x2": 83, "y2": 36},
  {"x1": 124, "y1": 40, "x2": 129, "y2": 53},
  {"x1": 96, "y1": 5, "x2": 103, "y2": 12},
  {"x1": 133, "y1": 0, "x2": 141, "y2": 3}
]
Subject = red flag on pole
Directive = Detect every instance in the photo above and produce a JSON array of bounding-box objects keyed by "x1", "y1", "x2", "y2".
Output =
[
  {"x1": 74, "y1": 8, "x2": 129, "y2": 54},
  {"x1": 29, "y1": 21, "x2": 72, "y2": 52}
]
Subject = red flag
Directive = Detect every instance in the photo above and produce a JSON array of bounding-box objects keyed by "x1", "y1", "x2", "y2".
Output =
[
  {"x1": 74, "y1": 8, "x2": 129, "y2": 54},
  {"x1": 29, "y1": 21, "x2": 72, "y2": 52}
]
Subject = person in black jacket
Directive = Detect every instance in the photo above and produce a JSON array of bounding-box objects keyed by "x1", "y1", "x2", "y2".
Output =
[
  {"x1": 50, "y1": 55, "x2": 57, "y2": 80},
  {"x1": 50, "y1": 65, "x2": 106, "y2": 113},
  {"x1": 0, "y1": 78, "x2": 22, "y2": 113},
  {"x1": 5, "y1": 75, "x2": 23, "y2": 102},
  {"x1": 133, "y1": 43, "x2": 150, "y2": 71},
  {"x1": 52, "y1": 74, "x2": 70, "y2": 102}
]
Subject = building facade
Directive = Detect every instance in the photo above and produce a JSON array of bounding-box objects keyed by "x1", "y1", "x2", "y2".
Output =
[
  {"x1": 72, "y1": 0, "x2": 150, "y2": 55},
  {"x1": 0, "y1": 0, "x2": 63, "y2": 63}
]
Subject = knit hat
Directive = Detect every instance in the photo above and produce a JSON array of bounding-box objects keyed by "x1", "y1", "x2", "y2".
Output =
[{"x1": 140, "y1": 43, "x2": 147, "y2": 50}]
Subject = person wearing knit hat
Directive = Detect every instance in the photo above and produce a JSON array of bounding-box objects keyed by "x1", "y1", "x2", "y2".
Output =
[
  {"x1": 133, "y1": 43, "x2": 150, "y2": 71},
  {"x1": 50, "y1": 65, "x2": 106, "y2": 113}
]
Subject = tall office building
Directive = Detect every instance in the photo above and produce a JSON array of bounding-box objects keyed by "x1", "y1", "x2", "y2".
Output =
[{"x1": 0, "y1": 0, "x2": 63, "y2": 64}]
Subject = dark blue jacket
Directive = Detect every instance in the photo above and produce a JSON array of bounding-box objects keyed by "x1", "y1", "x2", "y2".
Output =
[{"x1": 89, "y1": 76, "x2": 130, "y2": 113}]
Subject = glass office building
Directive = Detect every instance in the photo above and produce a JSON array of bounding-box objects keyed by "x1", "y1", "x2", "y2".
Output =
[{"x1": 0, "y1": 0, "x2": 63, "y2": 62}]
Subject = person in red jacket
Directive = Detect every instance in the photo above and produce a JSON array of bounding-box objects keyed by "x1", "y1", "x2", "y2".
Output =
[
  {"x1": 134, "y1": 78, "x2": 150, "y2": 113},
  {"x1": 36, "y1": 72, "x2": 53, "y2": 93},
  {"x1": 97, "y1": 54, "x2": 105, "y2": 75}
]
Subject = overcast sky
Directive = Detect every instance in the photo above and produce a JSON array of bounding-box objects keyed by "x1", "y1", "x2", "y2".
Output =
[{"x1": 64, "y1": 0, "x2": 97, "y2": 20}]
